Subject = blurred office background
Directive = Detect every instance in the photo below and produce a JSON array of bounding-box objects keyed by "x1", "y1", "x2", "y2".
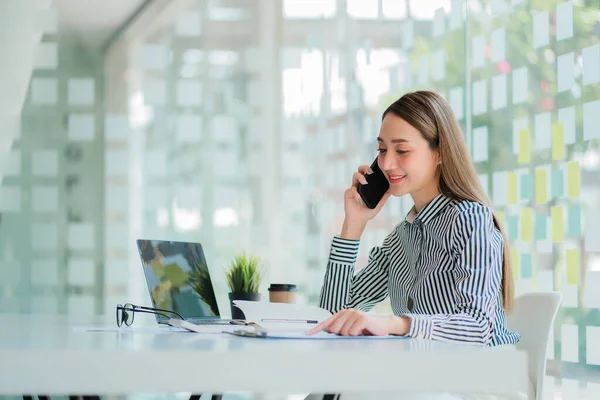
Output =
[{"x1": 0, "y1": 0, "x2": 599, "y2": 398}]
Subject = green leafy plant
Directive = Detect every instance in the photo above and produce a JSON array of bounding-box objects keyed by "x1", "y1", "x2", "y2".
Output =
[
  {"x1": 188, "y1": 263, "x2": 219, "y2": 316},
  {"x1": 225, "y1": 252, "x2": 263, "y2": 293}
]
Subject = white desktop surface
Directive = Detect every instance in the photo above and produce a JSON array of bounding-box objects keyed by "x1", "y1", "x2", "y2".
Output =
[{"x1": 0, "y1": 313, "x2": 528, "y2": 396}]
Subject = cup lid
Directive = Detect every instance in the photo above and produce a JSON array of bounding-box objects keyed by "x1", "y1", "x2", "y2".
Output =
[{"x1": 268, "y1": 283, "x2": 298, "y2": 292}]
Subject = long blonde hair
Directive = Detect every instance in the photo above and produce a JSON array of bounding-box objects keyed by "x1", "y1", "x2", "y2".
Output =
[{"x1": 383, "y1": 91, "x2": 514, "y2": 312}]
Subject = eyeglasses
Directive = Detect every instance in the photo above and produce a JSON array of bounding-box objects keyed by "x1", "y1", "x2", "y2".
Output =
[{"x1": 116, "y1": 303, "x2": 185, "y2": 327}]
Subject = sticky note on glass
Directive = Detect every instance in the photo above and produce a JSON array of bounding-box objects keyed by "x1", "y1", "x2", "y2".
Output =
[
  {"x1": 552, "y1": 168, "x2": 565, "y2": 199},
  {"x1": 521, "y1": 208, "x2": 533, "y2": 242},
  {"x1": 496, "y1": 211, "x2": 506, "y2": 228},
  {"x1": 511, "y1": 249, "x2": 520, "y2": 281},
  {"x1": 518, "y1": 129, "x2": 530, "y2": 164},
  {"x1": 535, "y1": 213, "x2": 547, "y2": 240},
  {"x1": 535, "y1": 168, "x2": 548, "y2": 204},
  {"x1": 568, "y1": 205, "x2": 581, "y2": 237},
  {"x1": 507, "y1": 172, "x2": 518, "y2": 205},
  {"x1": 566, "y1": 249, "x2": 579, "y2": 285},
  {"x1": 551, "y1": 206, "x2": 564, "y2": 243},
  {"x1": 567, "y1": 161, "x2": 580, "y2": 198},
  {"x1": 552, "y1": 123, "x2": 566, "y2": 160},
  {"x1": 508, "y1": 215, "x2": 519, "y2": 241},
  {"x1": 521, "y1": 253, "x2": 533, "y2": 279},
  {"x1": 520, "y1": 172, "x2": 533, "y2": 201}
]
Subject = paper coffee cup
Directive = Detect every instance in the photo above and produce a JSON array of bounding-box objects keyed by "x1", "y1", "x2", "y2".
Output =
[{"x1": 268, "y1": 283, "x2": 298, "y2": 304}]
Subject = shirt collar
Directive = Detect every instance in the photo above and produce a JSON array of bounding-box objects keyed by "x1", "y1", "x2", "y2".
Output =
[{"x1": 406, "y1": 193, "x2": 452, "y2": 225}]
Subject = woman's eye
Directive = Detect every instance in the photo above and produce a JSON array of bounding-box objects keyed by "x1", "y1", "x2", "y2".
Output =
[
  {"x1": 397, "y1": 150, "x2": 408, "y2": 155},
  {"x1": 377, "y1": 149, "x2": 387, "y2": 154}
]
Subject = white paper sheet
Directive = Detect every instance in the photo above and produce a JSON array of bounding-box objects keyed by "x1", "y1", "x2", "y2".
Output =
[
  {"x1": 449, "y1": 86, "x2": 464, "y2": 120},
  {"x1": 432, "y1": 49, "x2": 445, "y2": 81},
  {"x1": 68, "y1": 223, "x2": 95, "y2": 250},
  {"x1": 535, "y1": 112, "x2": 551, "y2": 150},
  {"x1": 583, "y1": 100, "x2": 600, "y2": 141},
  {"x1": 492, "y1": 74, "x2": 507, "y2": 110},
  {"x1": 558, "y1": 106, "x2": 576, "y2": 145},
  {"x1": 472, "y1": 80, "x2": 487, "y2": 116},
  {"x1": 586, "y1": 326, "x2": 600, "y2": 365},
  {"x1": 32, "y1": 185, "x2": 58, "y2": 213},
  {"x1": 0, "y1": 187, "x2": 21, "y2": 212},
  {"x1": 472, "y1": 126, "x2": 488, "y2": 162},
  {"x1": 533, "y1": 10, "x2": 549, "y2": 49},
  {"x1": 68, "y1": 258, "x2": 95, "y2": 285},
  {"x1": 584, "y1": 213, "x2": 600, "y2": 252},
  {"x1": 31, "y1": 78, "x2": 57, "y2": 105},
  {"x1": 512, "y1": 67, "x2": 528, "y2": 104},
  {"x1": 561, "y1": 324, "x2": 579, "y2": 362},
  {"x1": 491, "y1": 28, "x2": 506, "y2": 62},
  {"x1": 582, "y1": 44, "x2": 600, "y2": 85},
  {"x1": 32, "y1": 223, "x2": 58, "y2": 250},
  {"x1": 232, "y1": 300, "x2": 332, "y2": 324},
  {"x1": 175, "y1": 11, "x2": 201, "y2": 37},
  {"x1": 556, "y1": 1, "x2": 573, "y2": 41},
  {"x1": 68, "y1": 114, "x2": 95, "y2": 141},
  {"x1": 26, "y1": 145, "x2": 54, "y2": 184},
  {"x1": 472, "y1": 35, "x2": 485, "y2": 69},
  {"x1": 68, "y1": 78, "x2": 95, "y2": 106},
  {"x1": 557, "y1": 52, "x2": 574, "y2": 93},
  {"x1": 0, "y1": 151, "x2": 20, "y2": 176},
  {"x1": 34, "y1": 42, "x2": 57, "y2": 69}
]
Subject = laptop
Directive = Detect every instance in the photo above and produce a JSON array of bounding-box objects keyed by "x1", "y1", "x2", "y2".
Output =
[{"x1": 136, "y1": 239, "x2": 232, "y2": 325}]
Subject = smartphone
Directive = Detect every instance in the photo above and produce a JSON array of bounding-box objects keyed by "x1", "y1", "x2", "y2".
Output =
[{"x1": 357, "y1": 158, "x2": 390, "y2": 209}]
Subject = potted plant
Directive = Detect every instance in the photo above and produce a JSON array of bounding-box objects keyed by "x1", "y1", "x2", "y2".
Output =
[{"x1": 225, "y1": 252, "x2": 263, "y2": 320}]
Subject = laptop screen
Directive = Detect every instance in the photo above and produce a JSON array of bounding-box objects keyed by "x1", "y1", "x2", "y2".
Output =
[{"x1": 137, "y1": 239, "x2": 220, "y2": 322}]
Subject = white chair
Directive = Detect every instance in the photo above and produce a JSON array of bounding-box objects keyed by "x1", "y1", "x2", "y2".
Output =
[{"x1": 506, "y1": 292, "x2": 562, "y2": 400}]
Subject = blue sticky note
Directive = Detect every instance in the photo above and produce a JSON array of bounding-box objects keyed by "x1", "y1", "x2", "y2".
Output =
[
  {"x1": 551, "y1": 168, "x2": 564, "y2": 199},
  {"x1": 520, "y1": 172, "x2": 533, "y2": 201},
  {"x1": 521, "y1": 253, "x2": 533, "y2": 279},
  {"x1": 535, "y1": 214, "x2": 547, "y2": 240},
  {"x1": 508, "y1": 215, "x2": 519, "y2": 241},
  {"x1": 568, "y1": 205, "x2": 581, "y2": 237}
]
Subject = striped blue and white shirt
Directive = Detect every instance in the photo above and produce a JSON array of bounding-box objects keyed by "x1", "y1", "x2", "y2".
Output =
[{"x1": 319, "y1": 193, "x2": 520, "y2": 346}]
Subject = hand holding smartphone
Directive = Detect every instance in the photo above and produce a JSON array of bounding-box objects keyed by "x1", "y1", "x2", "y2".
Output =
[{"x1": 357, "y1": 158, "x2": 390, "y2": 209}]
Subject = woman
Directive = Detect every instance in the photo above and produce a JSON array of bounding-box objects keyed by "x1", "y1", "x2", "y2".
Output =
[{"x1": 307, "y1": 91, "x2": 524, "y2": 399}]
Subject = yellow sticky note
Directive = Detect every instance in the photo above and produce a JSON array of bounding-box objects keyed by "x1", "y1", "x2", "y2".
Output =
[
  {"x1": 551, "y1": 206, "x2": 564, "y2": 243},
  {"x1": 511, "y1": 248, "x2": 520, "y2": 281},
  {"x1": 521, "y1": 208, "x2": 533, "y2": 242},
  {"x1": 535, "y1": 168, "x2": 548, "y2": 205},
  {"x1": 496, "y1": 211, "x2": 506, "y2": 228},
  {"x1": 552, "y1": 123, "x2": 565, "y2": 160},
  {"x1": 567, "y1": 161, "x2": 580, "y2": 198},
  {"x1": 518, "y1": 129, "x2": 530, "y2": 164},
  {"x1": 566, "y1": 249, "x2": 579, "y2": 285},
  {"x1": 507, "y1": 172, "x2": 518, "y2": 205}
]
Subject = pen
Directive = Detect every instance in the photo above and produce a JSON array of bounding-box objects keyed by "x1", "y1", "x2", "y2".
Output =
[{"x1": 261, "y1": 318, "x2": 319, "y2": 324}]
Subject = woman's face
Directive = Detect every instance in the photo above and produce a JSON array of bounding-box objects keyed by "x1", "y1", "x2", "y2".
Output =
[{"x1": 377, "y1": 113, "x2": 440, "y2": 200}]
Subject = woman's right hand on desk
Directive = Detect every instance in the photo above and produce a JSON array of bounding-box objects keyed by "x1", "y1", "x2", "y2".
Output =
[{"x1": 341, "y1": 165, "x2": 391, "y2": 240}]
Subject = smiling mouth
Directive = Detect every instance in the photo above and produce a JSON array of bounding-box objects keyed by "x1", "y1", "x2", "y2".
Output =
[{"x1": 389, "y1": 175, "x2": 406, "y2": 184}]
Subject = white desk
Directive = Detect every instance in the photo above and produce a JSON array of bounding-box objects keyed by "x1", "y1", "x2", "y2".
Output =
[{"x1": 0, "y1": 314, "x2": 529, "y2": 396}]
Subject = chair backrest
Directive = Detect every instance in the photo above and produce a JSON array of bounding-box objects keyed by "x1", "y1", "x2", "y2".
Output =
[{"x1": 506, "y1": 292, "x2": 562, "y2": 400}]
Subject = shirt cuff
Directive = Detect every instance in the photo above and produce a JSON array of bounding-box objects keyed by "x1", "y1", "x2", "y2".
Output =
[
  {"x1": 406, "y1": 314, "x2": 433, "y2": 340},
  {"x1": 329, "y1": 235, "x2": 360, "y2": 264}
]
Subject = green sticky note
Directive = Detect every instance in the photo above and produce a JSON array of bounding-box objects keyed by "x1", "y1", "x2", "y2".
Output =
[
  {"x1": 551, "y1": 206, "x2": 564, "y2": 243},
  {"x1": 535, "y1": 214, "x2": 547, "y2": 240},
  {"x1": 520, "y1": 172, "x2": 532, "y2": 201},
  {"x1": 521, "y1": 253, "x2": 533, "y2": 279},
  {"x1": 552, "y1": 123, "x2": 566, "y2": 161},
  {"x1": 521, "y1": 208, "x2": 533, "y2": 242},
  {"x1": 511, "y1": 248, "x2": 520, "y2": 281},
  {"x1": 567, "y1": 161, "x2": 581, "y2": 198},
  {"x1": 551, "y1": 168, "x2": 564, "y2": 199},
  {"x1": 507, "y1": 172, "x2": 518, "y2": 205},
  {"x1": 508, "y1": 215, "x2": 519, "y2": 241},
  {"x1": 566, "y1": 249, "x2": 579, "y2": 285},
  {"x1": 535, "y1": 168, "x2": 548, "y2": 205},
  {"x1": 568, "y1": 205, "x2": 581, "y2": 238},
  {"x1": 518, "y1": 129, "x2": 530, "y2": 164}
]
